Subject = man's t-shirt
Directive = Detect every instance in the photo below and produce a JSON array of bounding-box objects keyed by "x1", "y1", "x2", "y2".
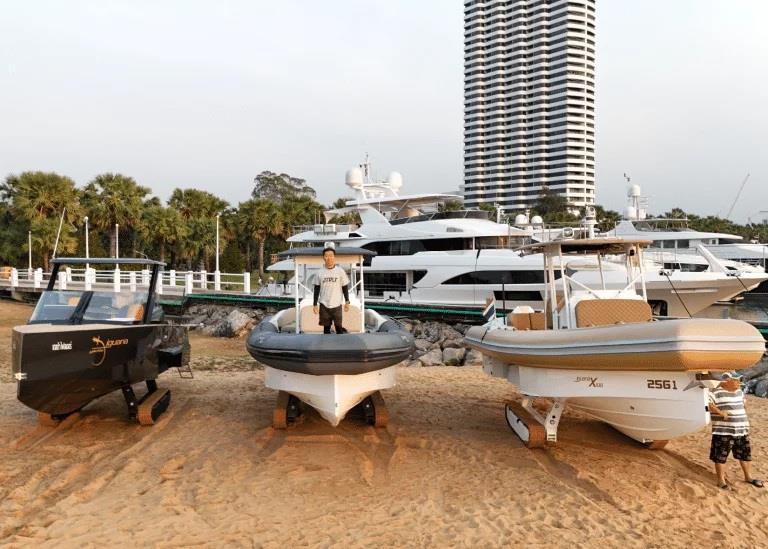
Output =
[
  {"x1": 710, "y1": 387, "x2": 749, "y2": 436},
  {"x1": 314, "y1": 266, "x2": 349, "y2": 309}
]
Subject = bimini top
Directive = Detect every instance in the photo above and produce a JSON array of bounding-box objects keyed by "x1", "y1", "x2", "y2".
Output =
[
  {"x1": 277, "y1": 247, "x2": 376, "y2": 259},
  {"x1": 51, "y1": 257, "x2": 166, "y2": 266},
  {"x1": 519, "y1": 237, "x2": 653, "y2": 256}
]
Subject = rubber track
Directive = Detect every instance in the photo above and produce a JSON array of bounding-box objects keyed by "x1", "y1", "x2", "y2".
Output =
[
  {"x1": 137, "y1": 388, "x2": 171, "y2": 426},
  {"x1": 645, "y1": 439, "x2": 669, "y2": 450},
  {"x1": 272, "y1": 391, "x2": 290, "y2": 429},
  {"x1": 370, "y1": 391, "x2": 389, "y2": 428},
  {"x1": 505, "y1": 400, "x2": 546, "y2": 449}
]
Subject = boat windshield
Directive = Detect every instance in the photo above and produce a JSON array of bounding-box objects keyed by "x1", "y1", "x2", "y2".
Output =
[{"x1": 30, "y1": 290, "x2": 153, "y2": 324}]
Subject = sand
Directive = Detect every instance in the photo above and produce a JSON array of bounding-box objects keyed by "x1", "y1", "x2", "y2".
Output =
[{"x1": 1, "y1": 300, "x2": 767, "y2": 548}]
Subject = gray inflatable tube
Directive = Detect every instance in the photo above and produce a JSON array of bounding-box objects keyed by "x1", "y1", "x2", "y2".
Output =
[{"x1": 246, "y1": 315, "x2": 414, "y2": 376}]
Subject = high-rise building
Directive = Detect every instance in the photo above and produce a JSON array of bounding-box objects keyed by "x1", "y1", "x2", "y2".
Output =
[{"x1": 462, "y1": 0, "x2": 596, "y2": 213}]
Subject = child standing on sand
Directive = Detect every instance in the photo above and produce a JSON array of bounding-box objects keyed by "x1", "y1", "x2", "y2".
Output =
[{"x1": 708, "y1": 372, "x2": 763, "y2": 490}]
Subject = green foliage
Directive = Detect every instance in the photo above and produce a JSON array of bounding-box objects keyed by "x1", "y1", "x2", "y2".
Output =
[
  {"x1": 437, "y1": 200, "x2": 464, "y2": 212},
  {"x1": 252, "y1": 171, "x2": 316, "y2": 202},
  {"x1": 1, "y1": 171, "x2": 82, "y2": 269}
]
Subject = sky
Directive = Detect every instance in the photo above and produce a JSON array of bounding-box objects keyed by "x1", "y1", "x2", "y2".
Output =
[{"x1": 1, "y1": 1, "x2": 766, "y2": 223}]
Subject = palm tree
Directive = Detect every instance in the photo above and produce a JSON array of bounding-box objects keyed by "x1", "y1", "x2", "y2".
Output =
[
  {"x1": 81, "y1": 173, "x2": 150, "y2": 257},
  {"x1": 139, "y1": 203, "x2": 188, "y2": 264},
  {"x1": 1, "y1": 171, "x2": 82, "y2": 270},
  {"x1": 168, "y1": 189, "x2": 229, "y2": 269},
  {"x1": 239, "y1": 199, "x2": 284, "y2": 275}
]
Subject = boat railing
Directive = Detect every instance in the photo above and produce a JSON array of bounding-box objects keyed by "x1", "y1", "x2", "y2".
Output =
[
  {"x1": 292, "y1": 223, "x2": 359, "y2": 235},
  {"x1": 389, "y1": 210, "x2": 491, "y2": 225}
]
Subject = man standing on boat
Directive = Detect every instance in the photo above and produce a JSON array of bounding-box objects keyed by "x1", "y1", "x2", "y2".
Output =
[
  {"x1": 708, "y1": 372, "x2": 763, "y2": 490},
  {"x1": 312, "y1": 245, "x2": 350, "y2": 334}
]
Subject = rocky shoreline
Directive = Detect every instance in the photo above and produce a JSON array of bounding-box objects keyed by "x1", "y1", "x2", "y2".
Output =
[{"x1": 186, "y1": 304, "x2": 768, "y2": 391}]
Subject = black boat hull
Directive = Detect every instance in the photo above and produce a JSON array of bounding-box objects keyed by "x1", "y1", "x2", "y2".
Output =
[{"x1": 13, "y1": 323, "x2": 189, "y2": 416}]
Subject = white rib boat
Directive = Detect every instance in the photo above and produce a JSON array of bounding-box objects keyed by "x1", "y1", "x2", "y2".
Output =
[{"x1": 465, "y1": 238, "x2": 765, "y2": 448}]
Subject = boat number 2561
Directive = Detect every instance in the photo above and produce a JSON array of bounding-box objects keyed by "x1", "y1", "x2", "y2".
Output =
[{"x1": 646, "y1": 379, "x2": 678, "y2": 390}]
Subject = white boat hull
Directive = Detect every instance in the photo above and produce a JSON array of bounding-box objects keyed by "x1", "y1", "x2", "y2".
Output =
[
  {"x1": 264, "y1": 366, "x2": 397, "y2": 426},
  {"x1": 484, "y1": 359, "x2": 712, "y2": 443}
]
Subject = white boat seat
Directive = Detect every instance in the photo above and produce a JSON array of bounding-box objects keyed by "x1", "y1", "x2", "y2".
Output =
[
  {"x1": 299, "y1": 304, "x2": 363, "y2": 333},
  {"x1": 575, "y1": 299, "x2": 653, "y2": 328}
]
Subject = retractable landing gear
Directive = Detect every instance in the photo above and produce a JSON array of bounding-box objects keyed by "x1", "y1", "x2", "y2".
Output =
[
  {"x1": 122, "y1": 379, "x2": 172, "y2": 426},
  {"x1": 504, "y1": 397, "x2": 565, "y2": 449},
  {"x1": 272, "y1": 391, "x2": 304, "y2": 429},
  {"x1": 360, "y1": 391, "x2": 389, "y2": 428}
]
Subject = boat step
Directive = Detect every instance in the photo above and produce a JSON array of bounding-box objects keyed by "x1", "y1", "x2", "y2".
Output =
[{"x1": 137, "y1": 388, "x2": 171, "y2": 426}]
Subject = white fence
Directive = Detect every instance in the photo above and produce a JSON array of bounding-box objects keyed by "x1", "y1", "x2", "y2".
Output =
[{"x1": 0, "y1": 267, "x2": 253, "y2": 296}]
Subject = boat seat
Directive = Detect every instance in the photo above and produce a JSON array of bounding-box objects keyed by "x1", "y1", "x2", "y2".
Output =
[
  {"x1": 575, "y1": 299, "x2": 653, "y2": 328},
  {"x1": 507, "y1": 312, "x2": 547, "y2": 331},
  {"x1": 299, "y1": 304, "x2": 364, "y2": 334}
]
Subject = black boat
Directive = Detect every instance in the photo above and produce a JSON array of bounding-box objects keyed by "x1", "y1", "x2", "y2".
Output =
[{"x1": 11, "y1": 258, "x2": 190, "y2": 426}]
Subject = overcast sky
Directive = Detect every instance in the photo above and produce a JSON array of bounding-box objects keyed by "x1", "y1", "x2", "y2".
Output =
[{"x1": 1, "y1": 1, "x2": 766, "y2": 222}]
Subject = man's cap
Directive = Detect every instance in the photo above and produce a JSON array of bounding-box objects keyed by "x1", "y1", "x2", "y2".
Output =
[
  {"x1": 322, "y1": 241, "x2": 336, "y2": 254},
  {"x1": 719, "y1": 372, "x2": 743, "y2": 381}
]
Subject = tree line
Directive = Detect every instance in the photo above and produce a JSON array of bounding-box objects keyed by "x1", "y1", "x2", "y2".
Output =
[
  {"x1": 1, "y1": 172, "x2": 765, "y2": 274},
  {"x1": 0, "y1": 171, "x2": 325, "y2": 274}
]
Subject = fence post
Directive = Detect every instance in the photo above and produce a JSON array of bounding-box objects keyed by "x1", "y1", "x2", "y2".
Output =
[
  {"x1": 214, "y1": 270, "x2": 221, "y2": 291},
  {"x1": 157, "y1": 271, "x2": 164, "y2": 295},
  {"x1": 84, "y1": 267, "x2": 92, "y2": 291},
  {"x1": 141, "y1": 269, "x2": 150, "y2": 286},
  {"x1": 170, "y1": 269, "x2": 176, "y2": 286},
  {"x1": 129, "y1": 271, "x2": 137, "y2": 292},
  {"x1": 10, "y1": 268, "x2": 18, "y2": 288},
  {"x1": 200, "y1": 270, "x2": 207, "y2": 290},
  {"x1": 185, "y1": 272, "x2": 193, "y2": 294},
  {"x1": 34, "y1": 268, "x2": 42, "y2": 289},
  {"x1": 58, "y1": 270, "x2": 67, "y2": 290},
  {"x1": 65, "y1": 267, "x2": 72, "y2": 283},
  {"x1": 243, "y1": 272, "x2": 251, "y2": 294},
  {"x1": 113, "y1": 267, "x2": 121, "y2": 293}
]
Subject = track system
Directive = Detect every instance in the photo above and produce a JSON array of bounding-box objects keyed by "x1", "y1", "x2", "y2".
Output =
[
  {"x1": 137, "y1": 388, "x2": 172, "y2": 425},
  {"x1": 504, "y1": 400, "x2": 546, "y2": 448},
  {"x1": 272, "y1": 391, "x2": 303, "y2": 429}
]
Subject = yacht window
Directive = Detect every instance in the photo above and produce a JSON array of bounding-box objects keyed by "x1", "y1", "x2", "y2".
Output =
[
  {"x1": 443, "y1": 270, "x2": 560, "y2": 285},
  {"x1": 365, "y1": 272, "x2": 407, "y2": 297},
  {"x1": 413, "y1": 270, "x2": 428, "y2": 284},
  {"x1": 676, "y1": 239, "x2": 689, "y2": 248}
]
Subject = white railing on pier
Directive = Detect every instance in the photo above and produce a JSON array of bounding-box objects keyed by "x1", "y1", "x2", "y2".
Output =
[{"x1": 0, "y1": 267, "x2": 254, "y2": 297}]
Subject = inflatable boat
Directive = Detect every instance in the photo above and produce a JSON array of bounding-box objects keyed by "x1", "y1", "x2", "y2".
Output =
[
  {"x1": 466, "y1": 238, "x2": 766, "y2": 448},
  {"x1": 246, "y1": 247, "x2": 414, "y2": 427}
]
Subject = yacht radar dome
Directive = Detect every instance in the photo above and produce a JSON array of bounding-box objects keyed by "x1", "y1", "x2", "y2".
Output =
[
  {"x1": 345, "y1": 167, "x2": 364, "y2": 190},
  {"x1": 531, "y1": 215, "x2": 543, "y2": 225},
  {"x1": 514, "y1": 214, "x2": 529, "y2": 225},
  {"x1": 624, "y1": 206, "x2": 637, "y2": 220},
  {"x1": 628, "y1": 184, "x2": 642, "y2": 198},
  {"x1": 386, "y1": 171, "x2": 403, "y2": 191}
]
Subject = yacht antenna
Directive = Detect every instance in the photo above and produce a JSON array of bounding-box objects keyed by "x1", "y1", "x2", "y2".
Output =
[{"x1": 725, "y1": 173, "x2": 750, "y2": 220}]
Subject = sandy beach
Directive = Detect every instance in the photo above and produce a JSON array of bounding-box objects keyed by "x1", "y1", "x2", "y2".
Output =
[{"x1": 1, "y1": 300, "x2": 767, "y2": 548}]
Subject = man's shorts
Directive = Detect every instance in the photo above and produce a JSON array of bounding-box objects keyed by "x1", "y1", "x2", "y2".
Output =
[
  {"x1": 318, "y1": 304, "x2": 343, "y2": 328},
  {"x1": 710, "y1": 434, "x2": 752, "y2": 464}
]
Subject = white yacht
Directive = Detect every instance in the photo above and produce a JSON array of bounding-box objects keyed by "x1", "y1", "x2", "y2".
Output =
[
  {"x1": 260, "y1": 167, "x2": 767, "y2": 318},
  {"x1": 610, "y1": 185, "x2": 768, "y2": 272}
]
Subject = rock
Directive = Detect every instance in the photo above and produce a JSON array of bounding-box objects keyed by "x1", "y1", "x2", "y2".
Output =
[
  {"x1": 464, "y1": 349, "x2": 483, "y2": 365},
  {"x1": 441, "y1": 338, "x2": 464, "y2": 349},
  {"x1": 208, "y1": 309, "x2": 254, "y2": 338},
  {"x1": 414, "y1": 338, "x2": 432, "y2": 352},
  {"x1": 738, "y1": 361, "x2": 768, "y2": 382},
  {"x1": 439, "y1": 325, "x2": 463, "y2": 342},
  {"x1": 419, "y1": 349, "x2": 444, "y2": 367},
  {"x1": 420, "y1": 322, "x2": 443, "y2": 343},
  {"x1": 407, "y1": 359, "x2": 423, "y2": 368},
  {"x1": 754, "y1": 378, "x2": 768, "y2": 399},
  {"x1": 443, "y1": 347, "x2": 466, "y2": 366}
]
